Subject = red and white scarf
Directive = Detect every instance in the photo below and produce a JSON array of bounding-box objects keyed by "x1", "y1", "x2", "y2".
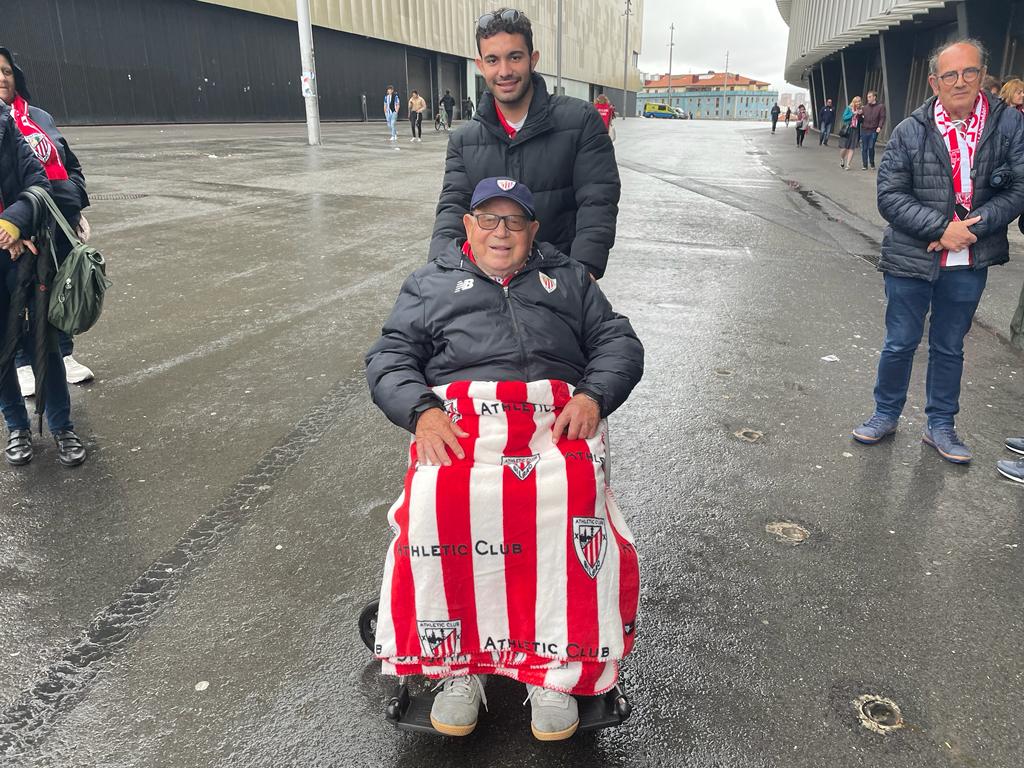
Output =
[
  {"x1": 934, "y1": 93, "x2": 987, "y2": 268},
  {"x1": 10, "y1": 94, "x2": 68, "y2": 182},
  {"x1": 374, "y1": 380, "x2": 640, "y2": 696}
]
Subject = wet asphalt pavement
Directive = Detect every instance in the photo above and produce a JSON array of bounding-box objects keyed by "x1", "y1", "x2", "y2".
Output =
[{"x1": 1, "y1": 117, "x2": 1022, "y2": 767}]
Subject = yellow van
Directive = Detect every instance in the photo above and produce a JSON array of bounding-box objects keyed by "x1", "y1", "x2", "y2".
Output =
[{"x1": 643, "y1": 103, "x2": 677, "y2": 119}]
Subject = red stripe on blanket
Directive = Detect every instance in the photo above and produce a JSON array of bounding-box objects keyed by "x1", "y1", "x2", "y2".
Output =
[
  {"x1": 435, "y1": 381, "x2": 481, "y2": 651},
  {"x1": 608, "y1": 507, "x2": 640, "y2": 656},
  {"x1": 389, "y1": 469, "x2": 418, "y2": 656},
  {"x1": 499, "y1": 380, "x2": 538, "y2": 648}
]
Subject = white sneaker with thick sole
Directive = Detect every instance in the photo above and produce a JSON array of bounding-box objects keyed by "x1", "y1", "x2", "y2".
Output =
[
  {"x1": 63, "y1": 355, "x2": 94, "y2": 384},
  {"x1": 524, "y1": 684, "x2": 579, "y2": 741},
  {"x1": 17, "y1": 365, "x2": 35, "y2": 398},
  {"x1": 429, "y1": 674, "x2": 487, "y2": 736}
]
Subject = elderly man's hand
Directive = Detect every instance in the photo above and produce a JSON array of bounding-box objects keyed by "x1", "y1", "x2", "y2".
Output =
[
  {"x1": 0, "y1": 228, "x2": 16, "y2": 251},
  {"x1": 551, "y1": 394, "x2": 601, "y2": 443},
  {"x1": 7, "y1": 239, "x2": 37, "y2": 261},
  {"x1": 415, "y1": 408, "x2": 469, "y2": 466},
  {"x1": 929, "y1": 216, "x2": 981, "y2": 253}
]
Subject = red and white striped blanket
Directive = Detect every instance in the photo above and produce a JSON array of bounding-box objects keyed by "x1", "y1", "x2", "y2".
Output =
[{"x1": 374, "y1": 380, "x2": 640, "y2": 695}]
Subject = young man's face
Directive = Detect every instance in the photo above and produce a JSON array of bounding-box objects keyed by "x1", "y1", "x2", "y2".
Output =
[{"x1": 476, "y1": 32, "x2": 540, "y2": 108}]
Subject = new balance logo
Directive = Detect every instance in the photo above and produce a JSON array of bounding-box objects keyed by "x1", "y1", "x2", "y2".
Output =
[{"x1": 454, "y1": 278, "x2": 475, "y2": 293}]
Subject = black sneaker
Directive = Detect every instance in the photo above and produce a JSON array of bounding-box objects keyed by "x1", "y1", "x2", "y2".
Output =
[
  {"x1": 54, "y1": 430, "x2": 86, "y2": 467},
  {"x1": 5, "y1": 429, "x2": 32, "y2": 465}
]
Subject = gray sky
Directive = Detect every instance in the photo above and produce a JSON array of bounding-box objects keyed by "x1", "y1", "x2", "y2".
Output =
[{"x1": 636, "y1": 0, "x2": 802, "y2": 92}]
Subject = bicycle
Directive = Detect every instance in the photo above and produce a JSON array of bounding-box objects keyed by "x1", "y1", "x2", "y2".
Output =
[{"x1": 434, "y1": 106, "x2": 450, "y2": 133}]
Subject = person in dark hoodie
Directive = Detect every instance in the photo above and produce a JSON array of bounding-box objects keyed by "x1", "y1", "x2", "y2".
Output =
[
  {"x1": 0, "y1": 47, "x2": 94, "y2": 394},
  {"x1": 429, "y1": 8, "x2": 619, "y2": 280}
]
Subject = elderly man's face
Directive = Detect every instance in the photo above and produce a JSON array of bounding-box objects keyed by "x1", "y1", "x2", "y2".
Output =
[
  {"x1": 463, "y1": 198, "x2": 539, "y2": 278},
  {"x1": 929, "y1": 43, "x2": 984, "y2": 117}
]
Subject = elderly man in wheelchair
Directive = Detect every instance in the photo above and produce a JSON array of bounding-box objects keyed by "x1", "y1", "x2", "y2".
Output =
[{"x1": 365, "y1": 177, "x2": 643, "y2": 741}]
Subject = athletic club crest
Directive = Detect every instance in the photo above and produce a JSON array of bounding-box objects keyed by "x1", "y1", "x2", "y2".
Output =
[
  {"x1": 538, "y1": 272, "x2": 557, "y2": 293},
  {"x1": 501, "y1": 453, "x2": 540, "y2": 480},
  {"x1": 573, "y1": 517, "x2": 608, "y2": 579},
  {"x1": 497, "y1": 179, "x2": 517, "y2": 191},
  {"x1": 418, "y1": 619, "x2": 462, "y2": 658},
  {"x1": 25, "y1": 132, "x2": 54, "y2": 163},
  {"x1": 443, "y1": 398, "x2": 462, "y2": 423}
]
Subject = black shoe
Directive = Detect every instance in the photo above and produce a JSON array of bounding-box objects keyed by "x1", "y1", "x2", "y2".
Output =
[
  {"x1": 5, "y1": 429, "x2": 32, "y2": 466},
  {"x1": 54, "y1": 430, "x2": 86, "y2": 467},
  {"x1": 870, "y1": 163, "x2": 875, "y2": 169},
  {"x1": 862, "y1": 165, "x2": 869, "y2": 170}
]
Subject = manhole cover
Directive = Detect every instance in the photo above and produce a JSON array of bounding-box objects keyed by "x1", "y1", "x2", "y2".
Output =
[
  {"x1": 715, "y1": 368, "x2": 734, "y2": 377},
  {"x1": 92, "y1": 192, "x2": 148, "y2": 201},
  {"x1": 765, "y1": 521, "x2": 810, "y2": 544},
  {"x1": 853, "y1": 695, "x2": 903, "y2": 734},
  {"x1": 734, "y1": 428, "x2": 762, "y2": 443}
]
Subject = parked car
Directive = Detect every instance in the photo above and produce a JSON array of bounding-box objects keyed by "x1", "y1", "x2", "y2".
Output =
[
  {"x1": 672, "y1": 108, "x2": 689, "y2": 119},
  {"x1": 643, "y1": 102, "x2": 677, "y2": 119}
]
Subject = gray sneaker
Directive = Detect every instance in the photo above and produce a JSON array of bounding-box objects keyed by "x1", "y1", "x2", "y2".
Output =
[
  {"x1": 852, "y1": 413, "x2": 898, "y2": 444},
  {"x1": 922, "y1": 424, "x2": 971, "y2": 464},
  {"x1": 524, "y1": 684, "x2": 579, "y2": 741},
  {"x1": 1004, "y1": 437, "x2": 1024, "y2": 455},
  {"x1": 996, "y1": 458, "x2": 1024, "y2": 484},
  {"x1": 429, "y1": 674, "x2": 487, "y2": 736}
]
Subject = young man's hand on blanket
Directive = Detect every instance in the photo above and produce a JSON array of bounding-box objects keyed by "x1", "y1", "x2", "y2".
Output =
[
  {"x1": 415, "y1": 408, "x2": 469, "y2": 466},
  {"x1": 551, "y1": 394, "x2": 601, "y2": 442}
]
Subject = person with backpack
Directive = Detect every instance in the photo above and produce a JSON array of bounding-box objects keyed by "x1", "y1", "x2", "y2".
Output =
[{"x1": 384, "y1": 85, "x2": 401, "y2": 141}]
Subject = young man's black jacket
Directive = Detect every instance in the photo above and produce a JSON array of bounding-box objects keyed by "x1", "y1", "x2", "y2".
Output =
[
  {"x1": 876, "y1": 92, "x2": 1024, "y2": 281},
  {"x1": 366, "y1": 240, "x2": 643, "y2": 433},
  {"x1": 429, "y1": 73, "x2": 620, "y2": 279}
]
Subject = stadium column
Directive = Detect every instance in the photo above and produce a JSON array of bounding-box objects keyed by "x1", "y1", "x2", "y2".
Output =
[{"x1": 880, "y1": 28, "x2": 914, "y2": 139}]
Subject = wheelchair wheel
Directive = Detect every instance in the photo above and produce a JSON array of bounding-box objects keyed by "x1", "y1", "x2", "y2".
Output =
[{"x1": 359, "y1": 600, "x2": 379, "y2": 652}]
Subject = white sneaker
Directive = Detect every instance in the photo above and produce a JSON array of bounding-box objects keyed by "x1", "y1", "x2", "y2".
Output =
[
  {"x1": 17, "y1": 365, "x2": 35, "y2": 398},
  {"x1": 524, "y1": 684, "x2": 579, "y2": 741},
  {"x1": 410, "y1": 137, "x2": 416, "y2": 142},
  {"x1": 430, "y1": 674, "x2": 487, "y2": 736},
  {"x1": 63, "y1": 355, "x2": 94, "y2": 384}
]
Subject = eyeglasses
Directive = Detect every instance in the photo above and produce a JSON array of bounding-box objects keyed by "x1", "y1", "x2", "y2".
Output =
[
  {"x1": 472, "y1": 212, "x2": 530, "y2": 231},
  {"x1": 477, "y1": 8, "x2": 521, "y2": 29},
  {"x1": 936, "y1": 67, "x2": 982, "y2": 86}
]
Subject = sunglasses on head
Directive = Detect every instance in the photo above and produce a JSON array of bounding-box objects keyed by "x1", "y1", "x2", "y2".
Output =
[{"x1": 477, "y1": 8, "x2": 521, "y2": 29}]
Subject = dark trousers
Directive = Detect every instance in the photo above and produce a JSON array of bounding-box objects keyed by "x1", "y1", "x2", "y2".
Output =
[
  {"x1": 872, "y1": 269, "x2": 988, "y2": 427},
  {"x1": 410, "y1": 112, "x2": 422, "y2": 138},
  {"x1": 771, "y1": 117, "x2": 778, "y2": 133},
  {"x1": 818, "y1": 121, "x2": 833, "y2": 144},
  {"x1": 861, "y1": 130, "x2": 879, "y2": 167},
  {"x1": 796, "y1": 128, "x2": 806, "y2": 146}
]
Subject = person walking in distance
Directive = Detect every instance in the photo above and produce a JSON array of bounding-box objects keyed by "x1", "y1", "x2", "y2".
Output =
[
  {"x1": 594, "y1": 93, "x2": 615, "y2": 133},
  {"x1": 795, "y1": 104, "x2": 808, "y2": 146},
  {"x1": 860, "y1": 90, "x2": 887, "y2": 169},
  {"x1": 852, "y1": 39, "x2": 1024, "y2": 464},
  {"x1": 384, "y1": 85, "x2": 400, "y2": 141},
  {"x1": 429, "y1": 8, "x2": 619, "y2": 280},
  {"x1": 818, "y1": 98, "x2": 835, "y2": 145},
  {"x1": 784, "y1": 106, "x2": 791, "y2": 127},
  {"x1": 440, "y1": 89, "x2": 456, "y2": 128},
  {"x1": 770, "y1": 102, "x2": 781, "y2": 133},
  {"x1": 839, "y1": 96, "x2": 862, "y2": 169},
  {"x1": 408, "y1": 89, "x2": 426, "y2": 142}
]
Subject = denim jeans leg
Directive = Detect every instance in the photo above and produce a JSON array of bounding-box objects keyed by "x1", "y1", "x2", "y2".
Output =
[
  {"x1": 41, "y1": 350, "x2": 73, "y2": 433},
  {"x1": 58, "y1": 331, "x2": 74, "y2": 358},
  {"x1": 873, "y1": 273, "x2": 932, "y2": 420},
  {"x1": 867, "y1": 132, "x2": 878, "y2": 166},
  {"x1": 0, "y1": 361, "x2": 31, "y2": 431},
  {"x1": 924, "y1": 268, "x2": 988, "y2": 428}
]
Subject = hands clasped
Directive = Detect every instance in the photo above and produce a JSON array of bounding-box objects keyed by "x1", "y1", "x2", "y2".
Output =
[{"x1": 928, "y1": 215, "x2": 981, "y2": 253}]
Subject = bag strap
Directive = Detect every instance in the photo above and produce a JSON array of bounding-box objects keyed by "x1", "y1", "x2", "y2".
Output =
[{"x1": 21, "y1": 185, "x2": 82, "y2": 249}]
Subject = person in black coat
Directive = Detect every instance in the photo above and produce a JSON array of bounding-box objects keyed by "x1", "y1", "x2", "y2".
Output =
[
  {"x1": 429, "y1": 9, "x2": 619, "y2": 279},
  {"x1": 852, "y1": 40, "x2": 1024, "y2": 466}
]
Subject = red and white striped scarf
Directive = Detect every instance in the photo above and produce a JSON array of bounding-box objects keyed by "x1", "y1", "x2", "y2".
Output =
[
  {"x1": 10, "y1": 94, "x2": 68, "y2": 182},
  {"x1": 374, "y1": 380, "x2": 640, "y2": 696},
  {"x1": 934, "y1": 93, "x2": 987, "y2": 268}
]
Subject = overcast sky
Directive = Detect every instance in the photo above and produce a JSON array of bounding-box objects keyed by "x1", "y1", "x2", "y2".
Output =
[{"x1": 636, "y1": 0, "x2": 804, "y2": 92}]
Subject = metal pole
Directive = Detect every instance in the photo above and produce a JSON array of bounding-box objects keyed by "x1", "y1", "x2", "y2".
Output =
[
  {"x1": 295, "y1": 0, "x2": 321, "y2": 146},
  {"x1": 556, "y1": 0, "x2": 563, "y2": 96},
  {"x1": 667, "y1": 23, "x2": 675, "y2": 111},
  {"x1": 622, "y1": 0, "x2": 632, "y2": 117}
]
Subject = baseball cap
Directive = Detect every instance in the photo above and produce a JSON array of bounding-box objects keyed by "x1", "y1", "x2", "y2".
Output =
[{"x1": 470, "y1": 177, "x2": 536, "y2": 219}]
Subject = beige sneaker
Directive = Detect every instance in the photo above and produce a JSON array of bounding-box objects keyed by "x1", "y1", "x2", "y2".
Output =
[
  {"x1": 63, "y1": 355, "x2": 94, "y2": 384},
  {"x1": 429, "y1": 674, "x2": 487, "y2": 736},
  {"x1": 525, "y1": 684, "x2": 579, "y2": 741}
]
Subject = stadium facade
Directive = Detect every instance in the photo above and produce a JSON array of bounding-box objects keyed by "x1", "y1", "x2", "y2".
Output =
[
  {"x1": 5, "y1": 0, "x2": 644, "y2": 125},
  {"x1": 777, "y1": 0, "x2": 1023, "y2": 137}
]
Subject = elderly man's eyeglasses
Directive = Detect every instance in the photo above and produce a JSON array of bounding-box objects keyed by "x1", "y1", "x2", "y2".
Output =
[
  {"x1": 472, "y1": 212, "x2": 530, "y2": 231},
  {"x1": 936, "y1": 67, "x2": 982, "y2": 86},
  {"x1": 477, "y1": 8, "x2": 521, "y2": 29}
]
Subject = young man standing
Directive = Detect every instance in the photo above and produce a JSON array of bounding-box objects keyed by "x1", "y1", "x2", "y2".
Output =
[
  {"x1": 384, "y1": 85, "x2": 400, "y2": 142},
  {"x1": 859, "y1": 90, "x2": 886, "y2": 168},
  {"x1": 429, "y1": 8, "x2": 620, "y2": 279}
]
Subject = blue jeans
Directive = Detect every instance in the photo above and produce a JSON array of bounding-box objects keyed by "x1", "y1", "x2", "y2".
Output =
[
  {"x1": 0, "y1": 331, "x2": 73, "y2": 434},
  {"x1": 386, "y1": 112, "x2": 398, "y2": 138},
  {"x1": 818, "y1": 121, "x2": 833, "y2": 144},
  {"x1": 861, "y1": 130, "x2": 879, "y2": 167},
  {"x1": 16, "y1": 331, "x2": 72, "y2": 365},
  {"x1": 873, "y1": 269, "x2": 988, "y2": 427}
]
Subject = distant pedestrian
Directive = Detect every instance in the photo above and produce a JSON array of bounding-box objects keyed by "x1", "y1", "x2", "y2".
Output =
[
  {"x1": 770, "y1": 102, "x2": 780, "y2": 133},
  {"x1": 818, "y1": 98, "x2": 835, "y2": 145},
  {"x1": 594, "y1": 93, "x2": 615, "y2": 132},
  {"x1": 440, "y1": 90, "x2": 456, "y2": 128},
  {"x1": 998, "y1": 78, "x2": 1024, "y2": 113},
  {"x1": 983, "y1": 74, "x2": 1003, "y2": 98},
  {"x1": 859, "y1": 90, "x2": 886, "y2": 169},
  {"x1": 795, "y1": 104, "x2": 808, "y2": 146},
  {"x1": 784, "y1": 106, "x2": 791, "y2": 127},
  {"x1": 384, "y1": 85, "x2": 400, "y2": 141},
  {"x1": 853, "y1": 39, "x2": 1024, "y2": 466},
  {"x1": 839, "y1": 96, "x2": 862, "y2": 169},
  {"x1": 408, "y1": 89, "x2": 426, "y2": 142},
  {"x1": 463, "y1": 96, "x2": 475, "y2": 119}
]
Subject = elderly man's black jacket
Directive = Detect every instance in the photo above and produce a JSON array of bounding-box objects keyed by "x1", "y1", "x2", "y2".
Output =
[
  {"x1": 429, "y1": 74, "x2": 620, "y2": 279},
  {"x1": 366, "y1": 240, "x2": 643, "y2": 433},
  {"x1": 876, "y1": 92, "x2": 1024, "y2": 281}
]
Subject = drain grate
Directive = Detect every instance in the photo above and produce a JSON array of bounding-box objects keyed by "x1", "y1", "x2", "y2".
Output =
[
  {"x1": 92, "y1": 192, "x2": 148, "y2": 201},
  {"x1": 854, "y1": 695, "x2": 904, "y2": 734}
]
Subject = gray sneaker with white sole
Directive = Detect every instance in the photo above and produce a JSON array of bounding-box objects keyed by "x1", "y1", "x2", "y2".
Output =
[
  {"x1": 429, "y1": 674, "x2": 487, "y2": 736},
  {"x1": 524, "y1": 684, "x2": 579, "y2": 741}
]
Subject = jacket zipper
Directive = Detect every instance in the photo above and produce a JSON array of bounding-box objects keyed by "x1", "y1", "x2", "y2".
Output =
[{"x1": 503, "y1": 284, "x2": 530, "y2": 378}]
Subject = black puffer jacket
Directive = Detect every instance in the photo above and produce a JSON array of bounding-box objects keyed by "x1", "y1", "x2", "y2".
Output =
[
  {"x1": 0, "y1": 110, "x2": 48, "y2": 236},
  {"x1": 429, "y1": 74, "x2": 620, "y2": 279},
  {"x1": 366, "y1": 240, "x2": 643, "y2": 433},
  {"x1": 877, "y1": 93, "x2": 1024, "y2": 281}
]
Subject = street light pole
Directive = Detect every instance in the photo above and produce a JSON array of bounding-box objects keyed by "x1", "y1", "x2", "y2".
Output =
[
  {"x1": 295, "y1": 0, "x2": 321, "y2": 146},
  {"x1": 556, "y1": 0, "x2": 563, "y2": 96},
  {"x1": 667, "y1": 23, "x2": 675, "y2": 111},
  {"x1": 622, "y1": 0, "x2": 632, "y2": 117}
]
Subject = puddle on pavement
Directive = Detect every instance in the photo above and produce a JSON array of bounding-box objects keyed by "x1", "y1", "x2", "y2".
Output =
[
  {"x1": 853, "y1": 694, "x2": 904, "y2": 734},
  {"x1": 765, "y1": 521, "x2": 810, "y2": 544},
  {"x1": 734, "y1": 428, "x2": 763, "y2": 442},
  {"x1": 715, "y1": 368, "x2": 734, "y2": 377}
]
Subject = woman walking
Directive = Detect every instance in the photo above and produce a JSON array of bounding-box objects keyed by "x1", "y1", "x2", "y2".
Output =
[
  {"x1": 408, "y1": 89, "x2": 426, "y2": 142},
  {"x1": 795, "y1": 104, "x2": 808, "y2": 146},
  {"x1": 784, "y1": 106, "x2": 792, "y2": 127},
  {"x1": 839, "y1": 96, "x2": 863, "y2": 170}
]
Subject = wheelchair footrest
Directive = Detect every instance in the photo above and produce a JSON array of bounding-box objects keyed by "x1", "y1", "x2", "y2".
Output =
[{"x1": 384, "y1": 683, "x2": 441, "y2": 735}]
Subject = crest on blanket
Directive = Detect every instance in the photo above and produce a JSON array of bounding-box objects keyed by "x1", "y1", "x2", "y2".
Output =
[
  {"x1": 573, "y1": 517, "x2": 608, "y2": 579},
  {"x1": 443, "y1": 398, "x2": 462, "y2": 423},
  {"x1": 501, "y1": 453, "x2": 540, "y2": 480},
  {"x1": 418, "y1": 619, "x2": 462, "y2": 658}
]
